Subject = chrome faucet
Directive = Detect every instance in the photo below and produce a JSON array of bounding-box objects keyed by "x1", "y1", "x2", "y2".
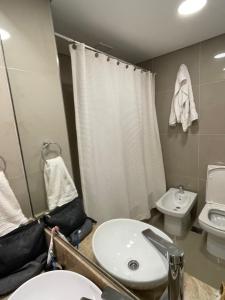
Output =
[
  {"x1": 142, "y1": 229, "x2": 184, "y2": 300},
  {"x1": 178, "y1": 185, "x2": 184, "y2": 194}
]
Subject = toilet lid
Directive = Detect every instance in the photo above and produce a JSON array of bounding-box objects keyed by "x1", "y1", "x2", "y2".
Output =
[{"x1": 206, "y1": 165, "x2": 225, "y2": 205}]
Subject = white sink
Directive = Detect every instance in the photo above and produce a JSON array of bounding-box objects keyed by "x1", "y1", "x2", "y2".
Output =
[
  {"x1": 9, "y1": 270, "x2": 102, "y2": 300},
  {"x1": 92, "y1": 219, "x2": 172, "y2": 290}
]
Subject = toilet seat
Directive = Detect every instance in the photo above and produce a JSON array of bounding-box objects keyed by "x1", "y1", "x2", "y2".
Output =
[
  {"x1": 199, "y1": 203, "x2": 225, "y2": 239},
  {"x1": 199, "y1": 165, "x2": 225, "y2": 238},
  {"x1": 198, "y1": 165, "x2": 225, "y2": 259}
]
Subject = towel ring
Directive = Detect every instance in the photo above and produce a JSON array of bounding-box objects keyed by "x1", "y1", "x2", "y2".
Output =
[
  {"x1": 41, "y1": 142, "x2": 62, "y2": 164},
  {"x1": 0, "y1": 156, "x2": 6, "y2": 172}
]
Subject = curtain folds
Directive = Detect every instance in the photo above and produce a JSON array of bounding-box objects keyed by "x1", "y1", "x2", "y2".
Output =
[{"x1": 70, "y1": 44, "x2": 166, "y2": 223}]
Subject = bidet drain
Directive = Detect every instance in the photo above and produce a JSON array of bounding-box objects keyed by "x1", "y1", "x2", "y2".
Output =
[{"x1": 128, "y1": 260, "x2": 139, "y2": 271}]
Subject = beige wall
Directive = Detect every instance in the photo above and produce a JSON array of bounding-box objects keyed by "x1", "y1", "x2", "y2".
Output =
[
  {"x1": 58, "y1": 53, "x2": 82, "y2": 196},
  {"x1": 141, "y1": 33, "x2": 225, "y2": 213},
  {"x1": 0, "y1": 0, "x2": 73, "y2": 214},
  {"x1": 0, "y1": 41, "x2": 32, "y2": 217}
]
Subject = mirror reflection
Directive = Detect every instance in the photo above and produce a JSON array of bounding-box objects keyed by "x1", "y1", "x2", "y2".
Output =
[
  {"x1": 0, "y1": 36, "x2": 32, "y2": 221},
  {"x1": 1, "y1": 0, "x2": 225, "y2": 299},
  {"x1": 0, "y1": 33, "x2": 47, "y2": 299}
]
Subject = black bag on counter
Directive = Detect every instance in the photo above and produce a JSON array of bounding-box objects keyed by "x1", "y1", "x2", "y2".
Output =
[
  {"x1": 0, "y1": 252, "x2": 47, "y2": 296},
  {"x1": 68, "y1": 218, "x2": 94, "y2": 247},
  {"x1": 0, "y1": 220, "x2": 47, "y2": 278},
  {"x1": 43, "y1": 197, "x2": 87, "y2": 236}
]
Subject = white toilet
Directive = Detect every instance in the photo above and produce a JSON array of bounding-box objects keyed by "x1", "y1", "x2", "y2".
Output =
[{"x1": 199, "y1": 165, "x2": 225, "y2": 260}]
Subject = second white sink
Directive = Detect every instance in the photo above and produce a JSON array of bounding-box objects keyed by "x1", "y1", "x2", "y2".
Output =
[
  {"x1": 9, "y1": 270, "x2": 102, "y2": 300},
  {"x1": 92, "y1": 218, "x2": 172, "y2": 290}
]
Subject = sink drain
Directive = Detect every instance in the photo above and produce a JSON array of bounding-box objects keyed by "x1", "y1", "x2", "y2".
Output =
[{"x1": 128, "y1": 260, "x2": 139, "y2": 271}]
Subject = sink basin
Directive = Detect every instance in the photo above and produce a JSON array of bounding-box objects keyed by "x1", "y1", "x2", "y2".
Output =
[
  {"x1": 92, "y1": 219, "x2": 172, "y2": 290},
  {"x1": 9, "y1": 270, "x2": 102, "y2": 300}
]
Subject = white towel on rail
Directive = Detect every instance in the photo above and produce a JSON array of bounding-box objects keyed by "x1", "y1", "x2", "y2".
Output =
[
  {"x1": 169, "y1": 64, "x2": 198, "y2": 132},
  {"x1": 44, "y1": 156, "x2": 78, "y2": 211},
  {"x1": 0, "y1": 171, "x2": 28, "y2": 237}
]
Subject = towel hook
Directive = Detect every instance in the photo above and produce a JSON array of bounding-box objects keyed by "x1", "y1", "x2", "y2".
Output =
[
  {"x1": 41, "y1": 142, "x2": 62, "y2": 164},
  {"x1": 0, "y1": 156, "x2": 6, "y2": 172}
]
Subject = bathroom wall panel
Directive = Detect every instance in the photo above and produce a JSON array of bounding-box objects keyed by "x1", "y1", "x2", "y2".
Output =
[
  {"x1": 155, "y1": 90, "x2": 174, "y2": 134},
  {"x1": 197, "y1": 178, "x2": 207, "y2": 214},
  {"x1": 0, "y1": 0, "x2": 59, "y2": 74},
  {"x1": 9, "y1": 177, "x2": 32, "y2": 216},
  {"x1": 165, "y1": 173, "x2": 198, "y2": 195},
  {"x1": 58, "y1": 53, "x2": 82, "y2": 196},
  {"x1": 198, "y1": 134, "x2": 225, "y2": 179},
  {"x1": 141, "y1": 33, "x2": 225, "y2": 213},
  {"x1": 160, "y1": 133, "x2": 198, "y2": 178},
  {"x1": 152, "y1": 43, "x2": 199, "y2": 92},
  {"x1": 6, "y1": 69, "x2": 72, "y2": 175},
  {"x1": 58, "y1": 53, "x2": 73, "y2": 86},
  {"x1": 24, "y1": 171, "x2": 47, "y2": 215},
  {"x1": 199, "y1": 81, "x2": 225, "y2": 134},
  {"x1": 200, "y1": 34, "x2": 225, "y2": 85},
  {"x1": 0, "y1": 0, "x2": 73, "y2": 214},
  {"x1": 61, "y1": 84, "x2": 82, "y2": 196}
]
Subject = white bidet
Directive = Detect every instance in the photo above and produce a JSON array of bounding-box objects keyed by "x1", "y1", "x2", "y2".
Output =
[{"x1": 156, "y1": 187, "x2": 197, "y2": 236}]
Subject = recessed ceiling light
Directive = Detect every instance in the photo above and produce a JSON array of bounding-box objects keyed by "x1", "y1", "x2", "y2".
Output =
[
  {"x1": 0, "y1": 28, "x2": 10, "y2": 40},
  {"x1": 223, "y1": 68, "x2": 225, "y2": 71},
  {"x1": 178, "y1": 0, "x2": 207, "y2": 15},
  {"x1": 214, "y1": 53, "x2": 225, "y2": 59}
]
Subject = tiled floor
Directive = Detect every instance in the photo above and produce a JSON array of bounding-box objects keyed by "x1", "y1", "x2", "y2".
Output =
[{"x1": 148, "y1": 212, "x2": 225, "y2": 289}]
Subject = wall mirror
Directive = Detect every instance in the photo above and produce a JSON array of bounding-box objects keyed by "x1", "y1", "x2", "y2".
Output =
[
  {"x1": 0, "y1": 34, "x2": 32, "y2": 219},
  {"x1": 1, "y1": 0, "x2": 225, "y2": 299}
]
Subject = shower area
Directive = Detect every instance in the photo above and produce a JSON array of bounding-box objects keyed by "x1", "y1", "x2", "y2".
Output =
[{"x1": 55, "y1": 34, "x2": 166, "y2": 223}]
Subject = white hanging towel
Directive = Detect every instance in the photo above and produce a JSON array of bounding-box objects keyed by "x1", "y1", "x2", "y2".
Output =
[
  {"x1": 0, "y1": 171, "x2": 28, "y2": 237},
  {"x1": 44, "y1": 156, "x2": 78, "y2": 211},
  {"x1": 169, "y1": 64, "x2": 198, "y2": 132}
]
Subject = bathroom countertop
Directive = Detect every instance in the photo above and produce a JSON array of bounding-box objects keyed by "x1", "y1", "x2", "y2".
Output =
[
  {"x1": 183, "y1": 273, "x2": 219, "y2": 300},
  {"x1": 0, "y1": 270, "x2": 219, "y2": 300},
  {"x1": 78, "y1": 224, "x2": 220, "y2": 300},
  {"x1": 0, "y1": 225, "x2": 220, "y2": 300},
  {"x1": 132, "y1": 273, "x2": 219, "y2": 300}
]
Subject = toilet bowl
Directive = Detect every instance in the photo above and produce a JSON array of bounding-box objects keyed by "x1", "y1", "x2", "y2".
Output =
[
  {"x1": 199, "y1": 165, "x2": 225, "y2": 260},
  {"x1": 156, "y1": 188, "x2": 197, "y2": 236}
]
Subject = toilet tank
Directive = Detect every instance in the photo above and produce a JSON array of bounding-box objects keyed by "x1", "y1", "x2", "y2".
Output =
[{"x1": 206, "y1": 165, "x2": 225, "y2": 205}]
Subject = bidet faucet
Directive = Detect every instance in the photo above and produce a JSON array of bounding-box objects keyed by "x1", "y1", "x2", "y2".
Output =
[{"x1": 142, "y1": 229, "x2": 184, "y2": 300}]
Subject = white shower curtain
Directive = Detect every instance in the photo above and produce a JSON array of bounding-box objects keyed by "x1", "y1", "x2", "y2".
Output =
[{"x1": 70, "y1": 44, "x2": 165, "y2": 223}]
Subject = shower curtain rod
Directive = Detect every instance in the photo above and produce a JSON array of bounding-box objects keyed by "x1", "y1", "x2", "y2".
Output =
[{"x1": 55, "y1": 32, "x2": 151, "y2": 73}]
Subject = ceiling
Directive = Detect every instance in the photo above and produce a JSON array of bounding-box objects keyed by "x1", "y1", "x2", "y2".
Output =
[{"x1": 51, "y1": 0, "x2": 225, "y2": 63}]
